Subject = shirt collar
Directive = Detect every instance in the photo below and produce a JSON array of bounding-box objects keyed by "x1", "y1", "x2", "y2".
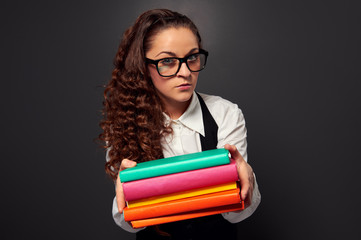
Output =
[{"x1": 164, "y1": 92, "x2": 205, "y2": 136}]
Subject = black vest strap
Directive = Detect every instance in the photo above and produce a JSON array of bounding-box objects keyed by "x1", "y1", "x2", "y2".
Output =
[
  {"x1": 136, "y1": 93, "x2": 237, "y2": 240},
  {"x1": 196, "y1": 92, "x2": 219, "y2": 151}
]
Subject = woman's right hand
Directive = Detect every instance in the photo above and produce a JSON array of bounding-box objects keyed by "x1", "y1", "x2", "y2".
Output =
[{"x1": 116, "y1": 159, "x2": 137, "y2": 213}]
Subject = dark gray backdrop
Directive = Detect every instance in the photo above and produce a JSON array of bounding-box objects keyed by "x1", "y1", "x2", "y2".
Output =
[{"x1": 2, "y1": 0, "x2": 360, "y2": 239}]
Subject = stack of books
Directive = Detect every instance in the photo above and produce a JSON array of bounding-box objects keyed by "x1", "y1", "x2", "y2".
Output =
[{"x1": 120, "y1": 148, "x2": 244, "y2": 228}]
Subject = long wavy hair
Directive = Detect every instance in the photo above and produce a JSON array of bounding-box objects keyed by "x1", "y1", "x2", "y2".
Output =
[{"x1": 99, "y1": 9, "x2": 202, "y2": 180}]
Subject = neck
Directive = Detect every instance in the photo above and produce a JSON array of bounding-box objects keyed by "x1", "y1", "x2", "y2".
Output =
[
  {"x1": 161, "y1": 98, "x2": 192, "y2": 120},
  {"x1": 165, "y1": 101, "x2": 190, "y2": 120}
]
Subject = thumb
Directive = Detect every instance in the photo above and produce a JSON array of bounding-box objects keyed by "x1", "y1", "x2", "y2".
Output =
[{"x1": 119, "y1": 159, "x2": 137, "y2": 171}]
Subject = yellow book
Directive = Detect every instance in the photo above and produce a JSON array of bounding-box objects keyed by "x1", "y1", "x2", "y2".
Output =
[{"x1": 126, "y1": 182, "x2": 237, "y2": 208}]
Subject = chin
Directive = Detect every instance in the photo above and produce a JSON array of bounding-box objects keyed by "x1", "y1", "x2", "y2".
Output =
[{"x1": 177, "y1": 91, "x2": 194, "y2": 102}]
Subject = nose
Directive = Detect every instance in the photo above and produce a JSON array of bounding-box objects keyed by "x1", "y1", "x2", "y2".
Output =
[{"x1": 176, "y1": 62, "x2": 191, "y2": 77}]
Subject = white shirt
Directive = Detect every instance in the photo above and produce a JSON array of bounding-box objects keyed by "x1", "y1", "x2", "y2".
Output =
[{"x1": 111, "y1": 92, "x2": 261, "y2": 233}]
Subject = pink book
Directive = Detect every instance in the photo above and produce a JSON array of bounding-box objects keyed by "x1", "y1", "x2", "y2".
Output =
[{"x1": 123, "y1": 160, "x2": 238, "y2": 201}]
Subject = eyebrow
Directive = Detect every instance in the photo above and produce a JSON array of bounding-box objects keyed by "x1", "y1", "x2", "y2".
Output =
[{"x1": 155, "y1": 48, "x2": 199, "y2": 58}]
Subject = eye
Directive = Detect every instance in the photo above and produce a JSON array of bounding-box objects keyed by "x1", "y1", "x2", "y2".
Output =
[
  {"x1": 187, "y1": 54, "x2": 199, "y2": 62},
  {"x1": 159, "y1": 58, "x2": 177, "y2": 66}
]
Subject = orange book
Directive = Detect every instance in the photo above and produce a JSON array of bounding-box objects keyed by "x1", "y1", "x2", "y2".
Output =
[
  {"x1": 123, "y1": 188, "x2": 241, "y2": 221},
  {"x1": 127, "y1": 182, "x2": 238, "y2": 208},
  {"x1": 130, "y1": 203, "x2": 244, "y2": 228}
]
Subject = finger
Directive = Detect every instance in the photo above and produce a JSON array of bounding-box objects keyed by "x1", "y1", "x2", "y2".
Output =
[
  {"x1": 224, "y1": 144, "x2": 244, "y2": 162},
  {"x1": 239, "y1": 166, "x2": 254, "y2": 207},
  {"x1": 116, "y1": 159, "x2": 137, "y2": 213},
  {"x1": 119, "y1": 159, "x2": 137, "y2": 171},
  {"x1": 239, "y1": 176, "x2": 250, "y2": 201},
  {"x1": 116, "y1": 174, "x2": 126, "y2": 213},
  {"x1": 245, "y1": 184, "x2": 254, "y2": 208}
]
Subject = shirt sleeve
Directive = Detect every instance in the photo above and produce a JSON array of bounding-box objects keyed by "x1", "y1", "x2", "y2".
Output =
[
  {"x1": 112, "y1": 196, "x2": 145, "y2": 233},
  {"x1": 221, "y1": 174, "x2": 261, "y2": 223},
  {"x1": 107, "y1": 148, "x2": 145, "y2": 233},
  {"x1": 212, "y1": 98, "x2": 261, "y2": 223},
  {"x1": 215, "y1": 101, "x2": 248, "y2": 161}
]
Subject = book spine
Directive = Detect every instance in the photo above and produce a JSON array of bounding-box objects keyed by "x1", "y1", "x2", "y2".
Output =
[
  {"x1": 130, "y1": 203, "x2": 245, "y2": 228},
  {"x1": 127, "y1": 182, "x2": 237, "y2": 208},
  {"x1": 119, "y1": 149, "x2": 230, "y2": 182},
  {"x1": 123, "y1": 188, "x2": 241, "y2": 221},
  {"x1": 123, "y1": 160, "x2": 238, "y2": 201}
]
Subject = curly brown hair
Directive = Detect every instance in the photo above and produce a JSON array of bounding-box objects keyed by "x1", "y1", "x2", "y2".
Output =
[{"x1": 99, "y1": 9, "x2": 202, "y2": 180}]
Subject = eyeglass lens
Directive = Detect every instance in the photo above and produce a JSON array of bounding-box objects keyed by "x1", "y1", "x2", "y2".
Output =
[{"x1": 157, "y1": 53, "x2": 206, "y2": 76}]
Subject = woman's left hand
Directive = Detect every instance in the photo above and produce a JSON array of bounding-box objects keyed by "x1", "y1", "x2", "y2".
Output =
[{"x1": 224, "y1": 144, "x2": 254, "y2": 208}]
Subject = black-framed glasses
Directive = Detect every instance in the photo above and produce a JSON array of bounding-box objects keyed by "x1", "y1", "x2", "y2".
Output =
[{"x1": 146, "y1": 49, "x2": 208, "y2": 77}]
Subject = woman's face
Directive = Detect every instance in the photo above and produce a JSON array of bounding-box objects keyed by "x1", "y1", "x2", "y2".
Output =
[{"x1": 146, "y1": 27, "x2": 200, "y2": 117}]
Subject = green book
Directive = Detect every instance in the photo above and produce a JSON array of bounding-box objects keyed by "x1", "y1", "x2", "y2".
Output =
[{"x1": 119, "y1": 148, "x2": 230, "y2": 183}]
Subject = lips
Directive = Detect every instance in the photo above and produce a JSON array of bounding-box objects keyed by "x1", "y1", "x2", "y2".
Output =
[
  {"x1": 177, "y1": 83, "x2": 191, "y2": 88},
  {"x1": 176, "y1": 83, "x2": 192, "y2": 90}
]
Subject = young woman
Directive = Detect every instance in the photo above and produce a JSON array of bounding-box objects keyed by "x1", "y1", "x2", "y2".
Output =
[{"x1": 100, "y1": 9, "x2": 261, "y2": 239}]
